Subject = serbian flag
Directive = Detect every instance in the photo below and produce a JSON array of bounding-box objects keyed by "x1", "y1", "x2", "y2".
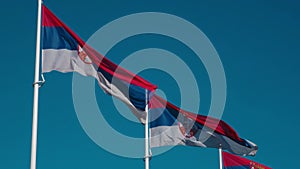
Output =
[
  {"x1": 223, "y1": 151, "x2": 271, "y2": 169},
  {"x1": 41, "y1": 5, "x2": 157, "y2": 122},
  {"x1": 149, "y1": 95, "x2": 258, "y2": 156},
  {"x1": 42, "y1": 5, "x2": 258, "y2": 156}
]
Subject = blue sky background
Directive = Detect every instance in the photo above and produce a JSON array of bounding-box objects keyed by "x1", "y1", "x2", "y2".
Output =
[{"x1": 1, "y1": 0, "x2": 299, "y2": 168}]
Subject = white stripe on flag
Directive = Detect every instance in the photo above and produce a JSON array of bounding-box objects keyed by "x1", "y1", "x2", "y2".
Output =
[
  {"x1": 150, "y1": 124, "x2": 257, "y2": 156},
  {"x1": 42, "y1": 49, "x2": 146, "y2": 123}
]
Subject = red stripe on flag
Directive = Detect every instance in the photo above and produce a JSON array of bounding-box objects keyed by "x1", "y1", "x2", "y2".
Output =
[
  {"x1": 42, "y1": 5, "x2": 157, "y2": 91},
  {"x1": 223, "y1": 151, "x2": 272, "y2": 169}
]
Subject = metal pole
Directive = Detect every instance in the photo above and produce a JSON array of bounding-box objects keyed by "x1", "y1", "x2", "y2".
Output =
[
  {"x1": 219, "y1": 146, "x2": 223, "y2": 169},
  {"x1": 144, "y1": 89, "x2": 149, "y2": 169},
  {"x1": 30, "y1": 0, "x2": 42, "y2": 169}
]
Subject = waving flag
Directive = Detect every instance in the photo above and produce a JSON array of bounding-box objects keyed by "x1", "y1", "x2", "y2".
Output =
[
  {"x1": 149, "y1": 95, "x2": 258, "y2": 156},
  {"x1": 41, "y1": 5, "x2": 157, "y2": 122},
  {"x1": 42, "y1": 5, "x2": 258, "y2": 156},
  {"x1": 223, "y1": 151, "x2": 271, "y2": 169}
]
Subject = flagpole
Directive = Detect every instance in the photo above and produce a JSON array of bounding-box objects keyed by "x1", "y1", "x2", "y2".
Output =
[
  {"x1": 144, "y1": 89, "x2": 150, "y2": 169},
  {"x1": 30, "y1": 0, "x2": 43, "y2": 169},
  {"x1": 219, "y1": 145, "x2": 223, "y2": 169}
]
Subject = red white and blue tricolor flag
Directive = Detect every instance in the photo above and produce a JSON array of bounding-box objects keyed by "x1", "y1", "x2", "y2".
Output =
[
  {"x1": 223, "y1": 151, "x2": 271, "y2": 169},
  {"x1": 149, "y1": 95, "x2": 258, "y2": 156},
  {"x1": 41, "y1": 5, "x2": 258, "y2": 156},
  {"x1": 41, "y1": 5, "x2": 157, "y2": 123}
]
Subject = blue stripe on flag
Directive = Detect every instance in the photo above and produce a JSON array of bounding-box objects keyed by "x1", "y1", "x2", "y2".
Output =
[
  {"x1": 150, "y1": 108, "x2": 178, "y2": 128},
  {"x1": 42, "y1": 25, "x2": 149, "y2": 111},
  {"x1": 97, "y1": 67, "x2": 147, "y2": 111},
  {"x1": 42, "y1": 27, "x2": 78, "y2": 50}
]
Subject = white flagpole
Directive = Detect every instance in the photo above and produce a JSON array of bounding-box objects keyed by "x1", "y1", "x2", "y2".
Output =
[
  {"x1": 219, "y1": 145, "x2": 223, "y2": 169},
  {"x1": 144, "y1": 89, "x2": 150, "y2": 169},
  {"x1": 30, "y1": 0, "x2": 43, "y2": 169}
]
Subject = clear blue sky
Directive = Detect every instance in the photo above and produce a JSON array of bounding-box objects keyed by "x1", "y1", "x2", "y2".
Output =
[{"x1": 1, "y1": 0, "x2": 299, "y2": 168}]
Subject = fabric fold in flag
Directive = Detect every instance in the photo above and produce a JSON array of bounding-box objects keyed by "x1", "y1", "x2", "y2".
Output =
[
  {"x1": 149, "y1": 95, "x2": 258, "y2": 156},
  {"x1": 41, "y1": 5, "x2": 157, "y2": 123},
  {"x1": 42, "y1": 5, "x2": 258, "y2": 157},
  {"x1": 223, "y1": 151, "x2": 271, "y2": 169}
]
